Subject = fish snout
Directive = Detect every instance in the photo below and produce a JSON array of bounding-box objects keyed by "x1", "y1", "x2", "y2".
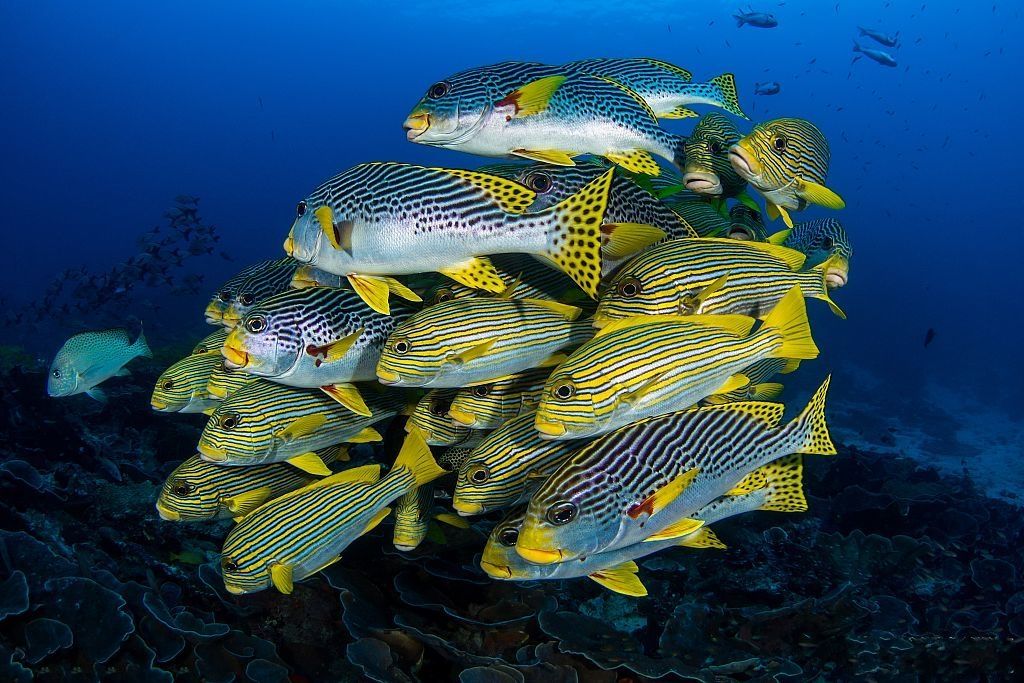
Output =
[
  {"x1": 151, "y1": 398, "x2": 170, "y2": 411},
  {"x1": 515, "y1": 544, "x2": 564, "y2": 565},
  {"x1": 221, "y1": 340, "x2": 250, "y2": 369},
  {"x1": 376, "y1": 367, "x2": 402, "y2": 385},
  {"x1": 446, "y1": 407, "x2": 477, "y2": 427},
  {"x1": 198, "y1": 442, "x2": 228, "y2": 462},
  {"x1": 682, "y1": 171, "x2": 723, "y2": 195},
  {"x1": 452, "y1": 498, "x2": 484, "y2": 516},
  {"x1": 728, "y1": 143, "x2": 760, "y2": 179},
  {"x1": 826, "y1": 262, "x2": 849, "y2": 288},
  {"x1": 403, "y1": 112, "x2": 430, "y2": 140},
  {"x1": 534, "y1": 415, "x2": 567, "y2": 438},
  {"x1": 155, "y1": 501, "x2": 181, "y2": 521},
  {"x1": 479, "y1": 560, "x2": 514, "y2": 579}
]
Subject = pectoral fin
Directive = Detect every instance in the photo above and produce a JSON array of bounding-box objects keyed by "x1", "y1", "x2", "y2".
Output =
[
  {"x1": 86, "y1": 388, "x2": 108, "y2": 403},
  {"x1": 360, "y1": 507, "x2": 392, "y2": 536},
  {"x1": 600, "y1": 223, "x2": 666, "y2": 260},
  {"x1": 286, "y1": 452, "x2": 333, "y2": 476},
  {"x1": 626, "y1": 467, "x2": 700, "y2": 520},
  {"x1": 643, "y1": 516, "x2": 705, "y2": 542},
  {"x1": 348, "y1": 427, "x2": 382, "y2": 443},
  {"x1": 496, "y1": 75, "x2": 566, "y2": 117},
  {"x1": 799, "y1": 179, "x2": 846, "y2": 209},
  {"x1": 270, "y1": 562, "x2": 294, "y2": 595},
  {"x1": 321, "y1": 328, "x2": 364, "y2": 364},
  {"x1": 766, "y1": 228, "x2": 792, "y2": 245},
  {"x1": 511, "y1": 149, "x2": 577, "y2": 166},
  {"x1": 222, "y1": 486, "x2": 273, "y2": 517},
  {"x1": 434, "y1": 512, "x2": 471, "y2": 529},
  {"x1": 714, "y1": 373, "x2": 750, "y2": 396},
  {"x1": 736, "y1": 191, "x2": 761, "y2": 213},
  {"x1": 588, "y1": 561, "x2": 648, "y2": 597},
  {"x1": 524, "y1": 298, "x2": 582, "y2": 321},
  {"x1": 276, "y1": 414, "x2": 327, "y2": 442},
  {"x1": 446, "y1": 340, "x2": 495, "y2": 366},
  {"x1": 439, "y1": 257, "x2": 506, "y2": 294},
  {"x1": 320, "y1": 383, "x2": 372, "y2": 417}
]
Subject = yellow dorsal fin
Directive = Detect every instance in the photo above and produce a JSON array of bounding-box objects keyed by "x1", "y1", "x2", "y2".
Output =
[
  {"x1": 277, "y1": 414, "x2": 327, "y2": 442},
  {"x1": 762, "y1": 286, "x2": 819, "y2": 360},
  {"x1": 605, "y1": 150, "x2": 661, "y2": 176},
  {"x1": 766, "y1": 228, "x2": 792, "y2": 245},
  {"x1": 524, "y1": 298, "x2": 582, "y2": 321},
  {"x1": 594, "y1": 313, "x2": 754, "y2": 339},
  {"x1": 588, "y1": 560, "x2": 647, "y2": 597},
  {"x1": 511, "y1": 149, "x2": 577, "y2": 166},
  {"x1": 660, "y1": 105, "x2": 699, "y2": 119},
  {"x1": 270, "y1": 562, "x2": 294, "y2": 594},
  {"x1": 799, "y1": 179, "x2": 846, "y2": 210},
  {"x1": 286, "y1": 452, "x2": 333, "y2": 476},
  {"x1": 643, "y1": 516, "x2": 705, "y2": 542},
  {"x1": 439, "y1": 257, "x2": 506, "y2": 294},
  {"x1": 758, "y1": 454, "x2": 808, "y2": 511},
  {"x1": 320, "y1": 383, "x2": 372, "y2": 417},
  {"x1": 348, "y1": 426, "x2": 382, "y2": 443},
  {"x1": 677, "y1": 526, "x2": 727, "y2": 549},
  {"x1": 601, "y1": 223, "x2": 666, "y2": 260},
  {"x1": 498, "y1": 75, "x2": 566, "y2": 117},
  {"x1": 700, "y1": 237, "x2": 805, "y2": 271},
  {"x1": 642, "y1": 58, "x2": 692, "y2": 80},
  {"x1": 347, "y1": 275, "x2": 393, "y2": 315},
  {"x1": 627, "y1": 467, "x2": 700, "y2": 520},
  {"x1": 593, "y1": 75, "x2": 659, "y2": 123},
  {"x1": 221, "y1": 487, "x2": 273, "y2": 517},
  {"x1": 706, "y1": 400, "x2": 785, "y2": 429},
  {"x1": 314, "y1": 463, "x2": 382, "y2": 487},
  {"x1": 391, "y1": 428, "x2": 447, "y2": 488},
  {"x1": 435, "y1": 169, "x2": 537, "y2": 214},
  {"x1": 448, "y1": 340, "x2": 496, "y2": 366},
  {"x1": 360, "y1": 507, "x2": 392, "y2": 536},
  {"x1": 434, "y1": 512, "x2": 470, "y2": 529}
]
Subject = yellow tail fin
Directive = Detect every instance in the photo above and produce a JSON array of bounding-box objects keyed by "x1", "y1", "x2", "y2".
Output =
[
  {"x1": 710, "y1": 73, "x2": 747, "y2": 119},
  {"x1": 392, "y1": 428, "x2": 448, "y2": 488},
  {"x1": 784, "y1": 376, "x2": 836, "y2": 456},
  {"x1": 541, "y1": 169, "x2": 615, "y2": 297},
  {"x1": 762, "y1": 286, "x2": 819, "y2": 360},
  {"x1": 757, "y1": 454, "x2": 807, "y2": 512}
]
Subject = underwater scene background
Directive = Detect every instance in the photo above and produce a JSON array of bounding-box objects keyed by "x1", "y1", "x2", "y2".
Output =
[{"x1": 1, "y1": 0, "x2": 1022, "y2": 680}]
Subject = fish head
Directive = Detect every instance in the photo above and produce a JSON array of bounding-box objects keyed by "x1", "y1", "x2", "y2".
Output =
[
  {"x1": 224, "y1": 306, "x2": 297, "y2": 379},
  {"x1": 517, "y1": 471, "x2": 616, "y2": 563},
  {"x1": 218, "y1": 549, "x2": 270, "y2": 595},
  {"x1": 290, "y1": 264, "x2": 342, "y2": 289},
  {"x1": 730, "y1": 118, "x2": 830, "y2": 202},
  {"x1": 448, "y1": 382, "x2": 503, "y2": 429},
  {"x1": 408, "y1": 391, "x2": 469, "y2": 445},
  {"x1": 151, "y1": 353, "x2": 217, "y2": 411},
  {"x1": 480, "y1": 507, "x2": 542, "y2": 580},
  {"x1": 593, "y1": 264, "x2": 668, "y2": 326},
  {"x1": 403, "y1": 65, "x2": 508, "y2": 145},
  {"x1": 204, "y1": 296, "x2": 228, "y2": 326},
  {"x1": 789, "y1": 218, "x2": 852, "y2": 287},
  {"x1": 683, "y1": 113, "x2": 742, "y2": 196},
  {"x1": 198, "y1": 406, "x2": 258, "y2": 464},
  {"x1": 156, "y1": 458, "x2": 222, "y2": 522},
  {"x1": 534, "y1": 370, "x2": 598, "y2": 440},
  {"x1": 486, "y1": 161, "x2": 605, "y2": 211},
  {"x1": 205, "y1": 361, "x2": 253, "y2": 400},
  {"x1": 392, "y1": 490, "x2": 430, "y2": 552},
  {"x1": 375, "y1": 313, "x2": 461, "y2": 388},
  {"x1": 46, "y1": 352, "x2": 78, "y2": 397},
  {"x1": 726, "y1": 204, "x2": 768, "y2": 241},
  {"x1": 285, "y1": 194, "x2": 360, "y2": 276}
]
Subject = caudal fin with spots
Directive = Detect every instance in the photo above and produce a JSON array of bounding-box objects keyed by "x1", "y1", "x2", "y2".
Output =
[{"x1": 710, "y1": 73, "x2": 747, "y2": 119}]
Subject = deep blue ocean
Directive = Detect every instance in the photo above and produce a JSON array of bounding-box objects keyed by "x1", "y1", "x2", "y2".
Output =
[{"x1": 1, "y1": 1, "x2": 1022, "y2": 680}]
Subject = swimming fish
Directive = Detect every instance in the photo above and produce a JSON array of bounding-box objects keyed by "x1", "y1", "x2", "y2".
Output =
[
  {"x1": 206, "y1": 359, "x2": 257, "y2": 400},
  {"x1": 534, "y1": 287, "x2": 819, "y2": 439},
  {"x1": 448, "y1": 366, "x2": 552, "y2": 429},
  {"x1": 754, "y1": 82, "x2": 781, "y2": 96},
  {"x1": 408, "y1": 389, "x2": 490, "y2": 448},
  {"x1": 220, "y1": 430, "x2": 446, "y2": 594},
  {"x1": 191, "y1": 329, "x2": 228, "y2": 355},
  {"x1": 776, "y1": 217, "x2": 853, "y2": 288},
  {"x1": 206, "y1": 258, "x2": 299, "y2": 328},
  {"x1": 924, "y1": 328, "x2": 937, "y2": 348},
  {"x1": 729, "y1": 118, "x2": 845, "y2": 227},
  {"x1": 734, "y1": 9, "x2": 778, "y2": 28},
  {"x1": 155, "y1": 446, "x2": 346, "y2": 522},
  {"x1": 452, "y1": 411, "x2": 581, "y2": 516},
  {"x1": 197, "y1": 381, "x2": 402, "y2": 472},
  {"x1": 852, "y1": 41, "x2": 898, "y2": 67},
  {"x1": 206, "y1": 259, "x2": 276, "y2": 326},
  {"x1": 47, "y1": 328, "x2": 151, "y2": 402},
  {"x1": 857, "y1": 27, "x2": 900, "y2": 48},
  {"x1": 562, "y1": 58, "x2": 747, "y2": 119},
  {"x1": 516, "y1": 377, "x2": 834, "y2": 564},
  {"x1": 593, "y1": 238, "x2": 845, "y2": 327},
  {"x1": 727, "y1": 203, "x2": 768, "y2": 241},
  {"x1": 376, "y1": 296, "x2": 592, "y2": 389},
  {"x1": 481, "y1": 459, "x2": 804, "y2": 594},
  {"x1": 702, "y1": 357, "x2": 793, "y2": 405},
  {"x1": 681, "y1": 113, "x2": 747, "y2": 198},
  {"x1": 392, "y1": 483, "x2": 470, "y2": 552},
  {"x1": 404, "y1": 67, "x2": 686, "y2": 176},
  {"x1": 151, "y1": 351, "x2": 222, "y2": 413},
  {"x1": 222, "y1": 286, "x2": 412, "y2": 415},
  {"x1": 284, "y1": 162, "x2": 623, "y2": 308}
]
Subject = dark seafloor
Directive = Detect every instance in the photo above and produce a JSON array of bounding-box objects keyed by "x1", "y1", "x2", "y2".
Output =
[{"x1": 0, "y1": 351, "x2": 1021, "y2": 682}]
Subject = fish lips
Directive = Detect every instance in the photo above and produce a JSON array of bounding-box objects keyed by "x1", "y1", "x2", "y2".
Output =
[
  {"x1": 198, "y1": 442, "x2": 228, "y2": 462},
  {"x1": 451, "y1": 498, "x2": 484, "y2": 516},
  {"x1": 221, "y1": 342, "x2": 250, "y2": 369},
  {"x1": 446, "y1": 407, "x2": 478, "y2": 427},
  {"x1": 479, "y1": 560, "x2": 514, "y2": 579},
  {"x1": 155, "y1": 501, "x2": 181, "y2": 521},
  {"x1": 534, "y1": 415, "x2": 568, "y2": 438},
  {"x1": 682, "y1": 171, "x2": 723, "y2": 195},
  {"x1": 403, "y1": 112, "x2": 430, "y2": 140},
  {"x1": 728, "y1": 144, "x2": 760, "y2": 180},
  {"x1": 515, "y1": 544, "x2": 565, "y2": 565}
]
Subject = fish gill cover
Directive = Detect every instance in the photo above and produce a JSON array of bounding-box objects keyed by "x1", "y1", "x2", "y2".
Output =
[{"x1": 1, "y1": 1, "x2": 1022, "y2": 680}]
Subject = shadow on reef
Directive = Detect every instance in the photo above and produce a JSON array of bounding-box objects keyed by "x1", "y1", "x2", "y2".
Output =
[{"x1": 0, "y1": 360, "x2": 1022, "y2": 681}]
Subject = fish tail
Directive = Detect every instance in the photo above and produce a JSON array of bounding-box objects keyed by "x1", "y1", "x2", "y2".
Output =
[
  {"x1": 709, "y1": 73, "x2": 747, "y2": 119},
  {"x1": 780, "y1": 376, "x2": 836, "y2": 456},
  {"x1": 852, "y1": 40, "x2": 861, "y2": 53},
  {"x1": 857, "y1": 26, "x2": 867, "y2": 36},
  {"x1": 134, "y1": 328, "x2": 153, "y2": 358},
  {"x1": 760, "y1": 286, "x2": 819, "y2": 360},
  {"x1": 755, "y1": 454, "x2": 807, "y2": 512},
  {"x1": 539, "y1": 168, "x2": 614, "y2": 298},
  {"x1": 734, "y1": 14, "x2": 746, "y2": 27},
  {"x1": 391, "y1": 427, "x2": 447, "y2": 489}
]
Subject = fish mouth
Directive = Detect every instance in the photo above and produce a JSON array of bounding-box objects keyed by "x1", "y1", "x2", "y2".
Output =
[
  {"x1": 207, "y1": 383, "x2": 228, "y2": 399},
  {"x1": 682, "y1": 171, "x2": 722, "y2": 195},
  {"x1": 728, "y1": 144, "x2": 760, "y2": 179},
  {"x1": 223, "y1": 583, "x2": 246, "y2": 595},
  {"x1": 826, "y1": 267, "x2": 848, "y2": 288},
  {"x1": 283, "y1": 234, "x2": 295, "y2": 256},
  {"x1": 447, "y1": 407, "x2": 477, "y2": 427},
  {"x1": 221, "y1": 311, "x2": 242, "y2": 328},
  {"x1": 222, "y1": 342, "x2": 250, "y2": 369},
  {"x1": 727, "y1": 226, "x2": 756, "y2": 241},
  {"x1": 198, "y1": 442, "x2": 228, "y2": 462},
  {"x1": 515, "y1": 545, "x2": 564, "y2": 565},
  {"x1": 376, "y1": 367, "x2": 403, "y2": 385},
  {"x1": 480, "y1": 560, "x2": 514, "y2": 579},
  {"x1": 393, "y1": 541, "x2": 418, "y2": 552},
  {"x1": 403, "y1": 112, "x2": 430, "y2": 140},
  {"x1": 534, "y1": 415, "x2": 567, "y2": 437},
  {"x1": 151, "y1": 398, "x2": 170, "y2": 411},
  {"x1": 155, "y1": 501, "x2": 180, "y2": 521},
  {"x1": 452, "y1": 499, "x2": 484, "y2": 516}
]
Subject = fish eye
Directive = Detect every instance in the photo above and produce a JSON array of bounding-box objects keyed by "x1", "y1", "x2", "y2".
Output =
[
  {"x1": 296, "y1": 200, "x2": 307, "y2": 218},
  {"x1": 221, "y1": 557, "x2": 239, "y2": 573},
  {"x1": 239, "y1": 293, "x2": 254, "y2": 306},
  {"x1": 523, "y1": 171, "x2": 553, "y2": 193},
  {"x1": 171, "y1": 479, "x2": 195, "y2": 497},
  {"x1": 772, "y1": 135, "x2": 789, "y2": 153},
  {"x1": 392, "y1": 338, "x2": 410, "y2": 355},
  {"x1": 429, "y1": 399, "x2": 451, "y2": 417},
  {"x1": 245, "y1": 315, "x2": 267, "y2": 333},
  {"x1": 52, "y1": 369, "x2": 61, "y2": 378},
  {"x1": 472, "y1": 384, "x2": 491, "y2": 398},
  {"x1": 218, "y1": 290, "x2": 232, "y2": 302},
  {"x1": 427, "y1": 81, "x2": 451, "y2": 99},
  {"x1": 161, "y1": 379, "x2": 174, "y2": 390},
  {"x1": 616, "y1": 277, "x2": 642, "y2": 298},
  {"x1": 552, "y1": 380, "x2": 576, "y2": 400},
  {"x1": 709, "y1": 140, "x2": 724, "y2": 155},
  {"x1": 467, "y1": 464, "x2": 490, "y2": 485},
  {"x1": 219, "y1": 412, "x2": 240, "y2": 430},
  {"x1": 822, "y1": 237, "x2": 835, "y2": 250},
  {"x1": 497, "y1": 526, "x2": 519, "y2": 546},
  {"x1": 546, "y1": 501, "x2": 578, "y2": 526},
  {"x1": 433, "y1": 289, "x2": 454, "y2": 304}
]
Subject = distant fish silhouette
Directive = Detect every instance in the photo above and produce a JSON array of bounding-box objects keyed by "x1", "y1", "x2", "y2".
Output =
[{"x1": 924, "y1": 328, "x2": 936, "y2": 347}]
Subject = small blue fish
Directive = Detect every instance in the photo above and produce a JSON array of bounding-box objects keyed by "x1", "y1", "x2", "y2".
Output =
[
  {"x1": 858, "y1": 26, "x2": 900, "y2": 48},
  {"x1": 48, "y1": 328, "x2": 151, "y2": 402},
  {"x1": 853, "y1": 42, "x2": 898, "y2": 67},
  {"x1": 754, "y1": 82, "x2": 781, "y2": 95},
  {"x1": 734, "y1": 9, "x2": 778, "y2": 28}
]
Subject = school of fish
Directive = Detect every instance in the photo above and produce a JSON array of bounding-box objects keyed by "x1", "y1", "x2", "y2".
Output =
[{"x1": 50, "y1": 57, "x2": 852, "y2": 598}]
